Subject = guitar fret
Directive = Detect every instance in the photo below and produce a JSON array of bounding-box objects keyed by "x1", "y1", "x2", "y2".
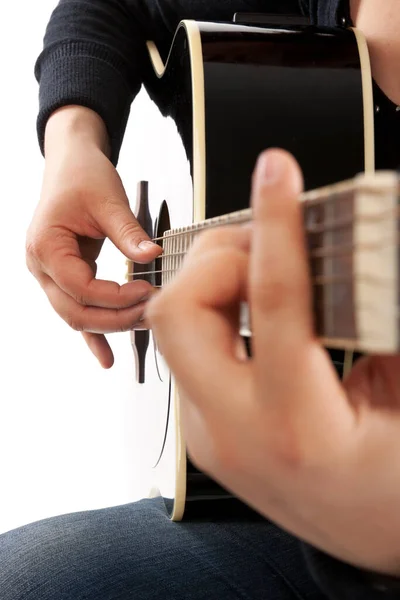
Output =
[
  {"x1": 312, "y1": 274, "x2": 395, "y2": 285},
  {"x1": 179, "y1": 226, "x2": 184, "y2": 271},
  {"x1": 167, "y1": 233, "x2": 170, "y2": 284},
  {"x1": 306, "y1": 217, "x2": 353, "y2": 235},
  {"x1": 327, "y1": 189, "x2": 335, "y2": 339},
  {"x1": 166, "y1": 233, "x2": 170, "y2": 285},
  {"x1": 131, "y1": 267, "x2": 397, "y2": 285},
  {"x1": 174, "y1": 227, "x2": 178, "y2": 277}
]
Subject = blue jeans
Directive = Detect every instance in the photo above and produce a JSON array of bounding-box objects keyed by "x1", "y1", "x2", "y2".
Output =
[{"x1": 0, "y1": 496, "x2": 325, "y2": 599}]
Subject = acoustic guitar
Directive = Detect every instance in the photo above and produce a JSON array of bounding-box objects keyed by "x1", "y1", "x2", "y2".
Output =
[{"x1": 125, "y1": 17, "x2": 399, "y2": 521}]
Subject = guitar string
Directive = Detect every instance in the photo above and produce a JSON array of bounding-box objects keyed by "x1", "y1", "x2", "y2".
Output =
[
  {"x1": 129, "y1": 272, "x2": 396, "y2": 287},
  {"x1": 147, "y1": 180, "x2": 400, "y2": 244},
  {"x1": 148, "y1": 204, "x2": 400, "y2": 243},
  {"x1": 133, "y1": 205, "x2": 399, "y2": 365},
  {"x1": 137, "y1": 238, "x2": 395, "y2": 262},
  {"x1": 127, "y1": 240, "x2": 398, "y2": 279},
  {"x1": 127, "y1": 204, "x2": 399, "y2": 278},
  {"x1": 149, "y1": 214, "x2": 369, "y2": 242}
]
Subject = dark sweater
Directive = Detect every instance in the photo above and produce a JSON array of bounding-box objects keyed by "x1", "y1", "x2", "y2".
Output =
[
  {"x1": 35, "y1": 0, "x2": 353, "y2": 166},
  {"x1": 34, "y1": 1, "x2": 400, "y2": 597}
]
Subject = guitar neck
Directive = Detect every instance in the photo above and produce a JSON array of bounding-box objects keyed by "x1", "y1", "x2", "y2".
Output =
[{"x1": 161, "y1": 171, "x2": 399, "y2": 354}]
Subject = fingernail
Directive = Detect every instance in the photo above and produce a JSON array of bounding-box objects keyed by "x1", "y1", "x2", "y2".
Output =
[
  {"x1": 257, "y1": 150, "x2": 283, "y2": 183},
  {"x1": 138, "y1": 240, "x2": 158, "y2": 251}
]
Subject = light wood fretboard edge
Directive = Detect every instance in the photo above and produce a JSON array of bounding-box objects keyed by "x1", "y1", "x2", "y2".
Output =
[{"x1": 352, "y1": 171, "x2": 399, "y2": 354}]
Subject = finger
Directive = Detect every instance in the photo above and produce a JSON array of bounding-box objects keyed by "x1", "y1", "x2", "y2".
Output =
[
  {"x1": 95, "y1": 193, "x2": 162, "y2": 264},
  {"x1": 147, "y1": 227, "x2": 251, "y2": 406},
  {"x1": 344, "y1": 355, "x2": 400, "y2": 410},
  {"x1": 82, "y1": 332, "x2": 114, "y2": 369},
  {"x1": 183, "y1": 224, "x2": 251, "y2": 263},
  {"x1": 248, "y1": 150, "x2": 351, "y2": 434},
  {"x1": 249, "y1": 149, "x2": 311, "y2": 362},
  {"x1": 30, "y1": 228, "x2": 154, "y2": 309},
  {"x1": 40, "y1": 274, "x2": 149, "y2": 333}
]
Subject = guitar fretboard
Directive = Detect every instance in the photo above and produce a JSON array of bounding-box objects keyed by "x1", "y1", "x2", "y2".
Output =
[
  {"x1": 161, "y1": 172, "x2": 399, "y2": 354},
  {"x1": 129, "y1": 172, "x2": 399, "y2": 354}
]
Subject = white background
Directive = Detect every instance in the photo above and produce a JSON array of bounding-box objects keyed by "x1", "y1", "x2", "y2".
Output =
[{"x1": 0, "y1": 0, "x2": 153, "y2": 534}]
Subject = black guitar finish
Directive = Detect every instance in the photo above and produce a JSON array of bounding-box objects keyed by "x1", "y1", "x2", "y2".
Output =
[
  {"x1": 131, "y1": 20, "x2": 371, "y2": 520},
  {"x1": 201, "y1": 24, "x2": 365, "y2": 214}
]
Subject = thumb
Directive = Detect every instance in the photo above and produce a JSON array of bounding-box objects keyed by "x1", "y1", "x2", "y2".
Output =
[{"x1": 96, "y1": 190, "x2": 162, "y2": 264}]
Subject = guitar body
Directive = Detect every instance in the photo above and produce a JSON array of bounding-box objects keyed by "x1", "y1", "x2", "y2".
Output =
[{"x1": 127, "y1": 19, "x2": 374, "y2": 521}]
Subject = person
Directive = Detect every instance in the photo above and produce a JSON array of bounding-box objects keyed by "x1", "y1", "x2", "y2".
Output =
[{"x1": 1, "y1": 1, "x2": 399, "y2": 598}]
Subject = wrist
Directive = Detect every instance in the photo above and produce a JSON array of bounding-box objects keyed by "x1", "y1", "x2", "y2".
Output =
[{"x1": 44, "y1": 105, "x2": 111, "y2": 159}]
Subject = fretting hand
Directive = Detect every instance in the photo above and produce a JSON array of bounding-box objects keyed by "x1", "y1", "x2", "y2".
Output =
[{"x1": 147, "y1": 148, "x2": 400, "y2": 577}]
